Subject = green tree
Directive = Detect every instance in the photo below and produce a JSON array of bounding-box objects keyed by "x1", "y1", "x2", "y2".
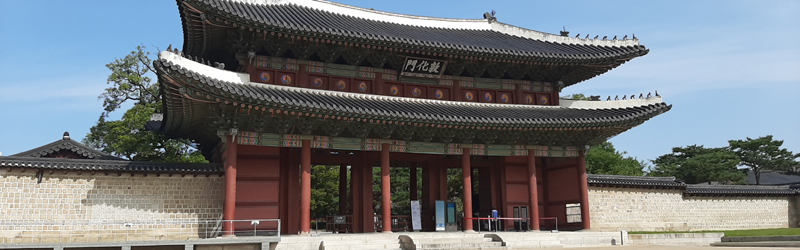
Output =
[
  {"x1": 729, "y1": 135, "x2": 800, "y2": 185},
  {"x1": 561, "y1": 93, "x2": 592, "y2": 100},
  {"x1": 83, "y1": 45, "x2": 205, "y2": 163},
  {"x1": 586, "y1": 142, "x2": 645, "y2": 176},
  {"x1": 649, "y1": 145, "x2": 745, "y2": 184},
  {"x1": 310, "y1": 165, "x2": 343, "y2": 219}
]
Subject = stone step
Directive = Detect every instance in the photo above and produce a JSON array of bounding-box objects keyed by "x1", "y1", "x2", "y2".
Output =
[
  {"x1": 273, "y1": 242, "x2": 322, "y2": 250},
  {"x1": 413, "y1": 238, "x2": 493, "y2": 244},
  {"x1": 323, "y1": 239, "x2": 400, "y2": 245},
  {"x1": 417, "y1": 241, "x2": 504, "y2": 249},
  {"x1": 323, "y1": 243, "x2": 402, "y2": 250}
]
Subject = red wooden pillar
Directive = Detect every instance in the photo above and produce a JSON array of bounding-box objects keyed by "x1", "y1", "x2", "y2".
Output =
[
  {"x1": 300, "y1": 140, "x2": 311, "y2": 234},
  {"x1": 577, "y1": 152, "x2": 591, "y2": 229},
  {"x1": 461, "y1": 149, "x2": 474, "y2": 232},
  {"x1": 527, "y1": 150, "x2": 540, "y2": 230},
  {"x1": 223, "y1": 135, "x2": 237, "y2": 235},
  {"x1": 339, "y1": 163, "x2": 348, "y2": 215},
  {"x1": 380, "y1": 143, "x2": 392, "y2": 233},
  {"x1": 410, "y1": 165, "x2": 418, "y2": 201},
  {"x1": 361, "y1": 153, "x2": 375, "y2": 232}
]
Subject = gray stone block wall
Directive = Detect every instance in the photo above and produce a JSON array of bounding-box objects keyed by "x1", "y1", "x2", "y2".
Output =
[
  {"x1": 588, "y1": 187, "x2": 791, "y2": 231},
  {"x1": 0, "y1": 170, "x2": 224, "y2": 243}
]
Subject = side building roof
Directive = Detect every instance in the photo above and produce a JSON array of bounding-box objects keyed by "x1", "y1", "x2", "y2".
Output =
[
  {"x1": 588, "y1": 174, "x2": 685, "y2": 189},
  {"x1": 12, "y1": 132, "x2": 124, "y2": 160},
  {"x1": 588, "y1": 174, "x2": 798, "y2": 197},
  {"x1": 0, "y1": 156, "x2": 223, "y2": 174}
]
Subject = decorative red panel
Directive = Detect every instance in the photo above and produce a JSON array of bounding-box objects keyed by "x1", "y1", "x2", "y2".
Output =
[
  {"x1": 523, "y1": 93, "x2": 536, "y2": 105},
  {"x1": 406, "y1": 85, "x2": 427, "y2": 98},
  {"x1": 386, "y1": 83, "x2": 403, "y2": 96},
  {"x1": 309, "y1": 75, "x2": 327, "y2": 89},
  {"x1": 429, "y1": 88, "x2": 450, "y2": 100},
  {"x1": 253, "y1": 70, "x2": 275, "y2": 84},
  {"x1": 506, "y1": 184, "x2": 530, "y2": 202},
  {"x1": 461, "y1": 89, "x2": 478, "y2": 102},
  {"x1": 330, "y1": 78, "x2": 350, "y2": 91},
  {"x1": 547, "y1": 167, "x2": 580, "y2": 202},
  {"x1": 353, "y1": 80, "x2": 371, "y2": 94},
  {"x1": 536, "y1": 93, "x2": 551, "y2": 105},
  {"x1": 276, "y1": 72, "x2": 296, "y2": 86},
  {"x1": 497, "y1": 91, "x2": 513, "y2": 104},
  {"x1": 479, "y1": 90, "x2": 495, "y2": 103},
  {"x1": 505, "y1": 165, "x2": 527, "y2": 182}
]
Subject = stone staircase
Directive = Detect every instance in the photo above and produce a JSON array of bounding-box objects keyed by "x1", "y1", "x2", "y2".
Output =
[
  {"x1": 273, "y1": 231, "x2": 622, "y2": 250},
  {"x1": 488, "y1": 231, "x2": 622, "y2": 248},
  {"x1": 274, "y1": 233, "x2": 402, "y2": 250},
  {"x1": 400, "y1": 232, "x2": 504, "y2": 250}
]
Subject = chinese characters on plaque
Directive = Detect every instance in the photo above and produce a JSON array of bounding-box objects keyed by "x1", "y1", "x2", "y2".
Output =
[{"x1": 401, "y1": 57, "x2": 447, "y2": 79}]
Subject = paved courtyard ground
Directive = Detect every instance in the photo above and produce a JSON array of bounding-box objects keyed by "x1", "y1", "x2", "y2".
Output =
[{"x1": 555, "y1": 245, "x2": 799, "y2": 250}]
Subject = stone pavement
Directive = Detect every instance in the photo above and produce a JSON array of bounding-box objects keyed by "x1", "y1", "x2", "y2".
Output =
[{"x1": 554, "y1": 245, "x2": 800, "y2": 250}]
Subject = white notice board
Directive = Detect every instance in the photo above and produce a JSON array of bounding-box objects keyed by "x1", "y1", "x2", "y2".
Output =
[{"x1": 410, "y1": 200, "x2": 422, "y2": 231}]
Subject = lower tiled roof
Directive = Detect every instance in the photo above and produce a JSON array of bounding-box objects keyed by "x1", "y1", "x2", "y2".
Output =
[
  {"x1": 155, "y1": 51, "x2": 672, "y2": 128},
  {"x1": 0, "y1": 156, "x2": 223, "y2": 174},
  {"x1": 685, "y1": 185, "x2": 797, "y2": 196},
  {"x1": 588, "y1": 174, "x2": 685, "y2": 188}
]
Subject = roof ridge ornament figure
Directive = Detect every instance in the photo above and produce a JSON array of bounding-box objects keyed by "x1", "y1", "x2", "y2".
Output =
[
  {"x1": 63, "y1": 132, "x2": 70, "y2": 140},
  {"x1": 482, "y1": 10, "x2": 497, "y2": 23}
]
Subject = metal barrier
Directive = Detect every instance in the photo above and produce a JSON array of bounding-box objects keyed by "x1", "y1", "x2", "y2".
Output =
[
  {"x1": 0, "y1": 219, "x2": 280, "y2": 244},
  {"x1": 466, "y1": 217, "x2": 557, "y2": 232}
]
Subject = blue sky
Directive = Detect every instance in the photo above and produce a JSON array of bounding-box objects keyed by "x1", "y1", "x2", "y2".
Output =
[{"x1": 0, "y1": 0, "x2": 798, "y2": 164}]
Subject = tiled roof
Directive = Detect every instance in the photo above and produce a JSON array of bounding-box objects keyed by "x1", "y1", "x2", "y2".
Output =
[
  {"x1": 746, "y1": 170, "x2": 800, "y2": 185},
  {"x1": 12, "y1": 132, "x2": 124, "y2": 160},
  {"x1": 155, "y1": 51, "x2": 672, "y2": 128},
  {"x1": 181, "y1": 0, "x2": 648, "y2": 62},
  {"x1": 0, "y1": 156, "x2": 223, "y2": 174},
  {"x1": 685, "y1": 185, "x2": 797, "y2": 196},
  {"x1": 588, "y1": 174, "x2": 685, "y2": 188}
]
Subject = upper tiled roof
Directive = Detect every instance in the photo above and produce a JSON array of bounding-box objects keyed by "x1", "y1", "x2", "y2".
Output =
[
  {"x1": 181, "y1": 0, "x2": 648, "y2": 62},
  {"x1": 685, "y1": 185, "x2": 797, "y2": 196},
  {"x1": 155, "y1": 51, "x2": 671, "y2": 128},
  {"x1": 12, "y1": 132, "x2": 124, "y2": 160},
  {"x1": 588, "y1": 174, "x2": 685, "y2": 188},
  {"x1": 0, "y1": 156, "x2": 223, "y2": 174}
]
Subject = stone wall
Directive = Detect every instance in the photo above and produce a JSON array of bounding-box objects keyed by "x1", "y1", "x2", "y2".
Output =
[
  {"x1": 0, "y1": 169, "x2": 224, "y2": 243},
  {"x1": 589, "y1": 187, "x2": 791, "y2": 231}
]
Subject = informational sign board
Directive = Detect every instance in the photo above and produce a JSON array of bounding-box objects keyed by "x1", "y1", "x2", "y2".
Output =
[
  {"x1": 333, "y1": 215, "x2": 346, "y2": 224},
  {"x1": 435, "y1": 200, "x2": 445, "y2": 231},
  {"x1": 410, "y1": 200, "x2": 422, "y2": 231},
  {"x1": 400, "y1": 57, "x2": 447, "y2": 79}
]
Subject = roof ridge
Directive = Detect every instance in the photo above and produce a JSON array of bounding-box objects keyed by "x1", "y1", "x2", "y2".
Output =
[{"x1": 211, "y1": 0, "x2": 641, "y2": 46}]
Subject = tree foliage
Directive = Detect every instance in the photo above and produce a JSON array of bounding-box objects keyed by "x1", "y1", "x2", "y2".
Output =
[
  {"x1": 649, "y1": 145, "x2": 745, "y2": 184},
  {"x1": 561, "y1": 93, "x2": 592, "y2": 100},
  {"x1": 586, "y1": 142, "x2": 645, "y2": 176},
  {"x1": 310, "y1": 165, "x2": 344, "y2": 219},
  {"x1": 83, "y1": 45, "x2": 205, "y2": 163},
  {"x1": 729, "y1": 135, "x2": 799, "y2": 185}
]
